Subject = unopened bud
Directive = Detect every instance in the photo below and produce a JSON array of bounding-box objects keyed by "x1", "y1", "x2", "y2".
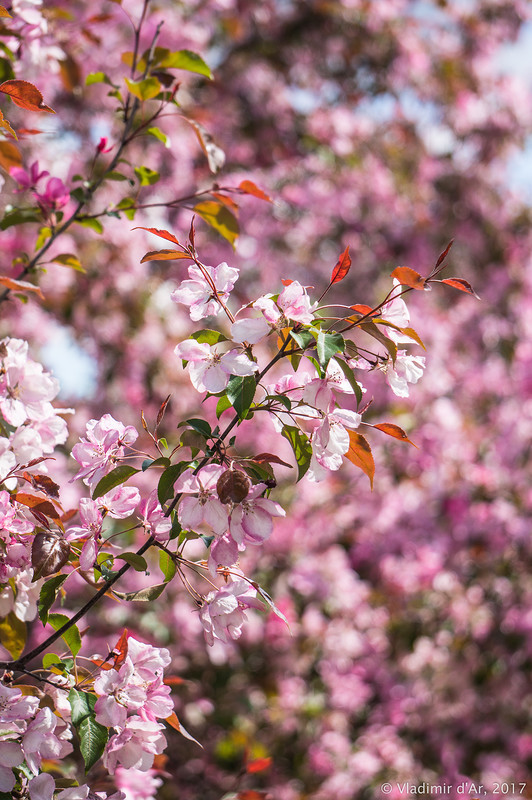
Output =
[{"x1": 216, "y1": 469, "x2": 251, "y2": 504}]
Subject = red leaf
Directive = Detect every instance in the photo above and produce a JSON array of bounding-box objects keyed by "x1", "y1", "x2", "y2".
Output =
[
  {"x1": 252, "y1": 453, "x2": 292, "y2": 468},
  {"x1": 165, "y1": 712, "x2": 202, "y2": 747},
  {"x1": 390, "y1": 266, "x2": 427, "y2": 290},
  {"x1": 281, "y1": 279, "x2": 293, "y2": 286},
  {"x1": 0, "y1": 277, "x2": 44, "y2": 300},
  {"x1": 112, "y1": 629, "x2": 129, "y2": 669},
  {"x1": 163, "y1": 675, "x2": 185, "y2": 686},
  {"x1": 237, "y1": 793, "x2": 268, "y2": 800},
  {"x1": 331, "y1": 245, "x2": 351, "y2": 284},
  {"x1": 441, "y1": 278, "x2": 480, "y2": 299},
  {"x1": 15, "y1": 492, "x2": 63, "y2": 526},
  {"x1": 0, "y1": 80, "x2": 55, "y2": 112},
  {"x1": 140, "y1": 249, "x2": 192, "y2": 263},
  {"x1": 350, "y1": 304, "x2": 375, "y2": 315},
  {"x1": 435, "y1": 239, "x2": 454, "y2": 269},
  {"x1": 345, "y1": 432, "x2": 375, "y2": 489},
  {"x1": 31, "y1": 531, "x2": 70, "y2": 580},
  {"x1": 373, "y1": 423, "x2": 417, "y2": 447},
  {"x1": 246, "y1": 757, "x2": 272, "y2": 774},
  {"x1": 133, "y1": 226, "x2": 181, "y2": 245},
  {"x1": 238, "y1": 179, "x2": 272, "y2": 202},
  {"x1": 156, "y1": 394, "x2": 171, "y2": 429}
]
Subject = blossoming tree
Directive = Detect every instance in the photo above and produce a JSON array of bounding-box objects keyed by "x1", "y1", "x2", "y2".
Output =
[{"x1": 0, "y1": 1, "x2": 529, "y2": 799}]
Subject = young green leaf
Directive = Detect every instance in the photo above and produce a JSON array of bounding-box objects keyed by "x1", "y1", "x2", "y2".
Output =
[
  {"x1": 48, "y1": 612, "x2": 82, "y2": 656},
  {"x1": 68, "y1": 689, "x2": 108, "y2": 772},
  {"x1": 316, "y1": 331, "x2": 345, "y2": 369},
  {"x1": 38, "y1": 573, "x2": 68, "y2": 623},
  {"x1": 226, "y1": 375, "x2": 256, "y2": 419},
  {"x1": 92, "y1": 465, "x2": 139, "y2": 500},
  {"x1": 281, "y1": 425, "x2": 313, "y2": 481}
]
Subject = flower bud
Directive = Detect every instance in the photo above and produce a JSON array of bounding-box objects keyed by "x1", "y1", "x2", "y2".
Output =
[{"x1": 216, "y1": 469, "x2": 251, "y2": 504}]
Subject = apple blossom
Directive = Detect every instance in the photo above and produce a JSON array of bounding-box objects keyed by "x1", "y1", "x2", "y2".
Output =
[
  {"x1": 103, "y1": 716, "x2": 167, "y2": 774},
  {"x1": 228, "y1": 483, "x2": 286, "y2": 547},
  {"x1": 174, "y1": 464, "x2": 228, "y2": 535},
  {"x1": 385, "y1": 351, "x2": 426, "y2": 397},
  {"x1": 71, "y1": 414, "x2": 138, "y2": 487},
  {"x1": 199, "y1": 576, "x2": 265, "y2": 646},
  {"x1": 174, "y1": 339, "x2": 258, "y2": 393},
  {"x1": 254, "y1": 280, "x2": 317, "y2": 325},
  {"x1": 171, "y1": 262, "x2": 239, "y2": 321}
]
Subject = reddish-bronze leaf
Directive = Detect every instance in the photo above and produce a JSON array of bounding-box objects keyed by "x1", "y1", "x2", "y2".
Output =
[
  {"x1": 0, "y1": 80, "x2": 55, "y2": 112},
  {"x1": 238, "y1": 179, "x2": 272, "y2": 202},
  {"x1": 246, "y1": 757, "x2": 273, "y2": 774},
  {"x1": 156, "y1": 394, "x2": 171, "y2": 429},
  {"x1": 0, "y1": 6, "x2": 12, "y2": 17},
  {"x1": 0, "y1": 140, "x2": 22, "y2": 171},
  {"x1": 0, "y1": 110, "x2": 16, "y2": 139},
  {"x1": 435, "y1": 239, "x2": 454, "y2": 269},
  {"x1": 163, "y1": 675, "x2": 185, "y2": 686},
  {"x1": 14, "y1": 492, "x2": 63, "y2": 526},
  {"x1": 237, "y1": 793, "x2": 268, "y2": 800},
  {"x1": 252, "y1": 453, "x2": 292, "y2": 468},
  {"x1": 350, "y1": 304, "x2": 375, "y2": 316},
  {"x1": 31, "y1": 531, "x2": 70, "y2": 580},
  {"x1": 211, "y1": 192, "x2": 240, "y2": 214},
  {"x1": 0, "y1": 277, "x2": 44, "y2": 299},
  {"x1": 133, "y1": 226, "x2": 181, "y2": 245},
  {"x1": 112, "y1": 629, "x2": 129, "y2": 669},
  {"x1": 345, "y1": 431, "x2": 375, "y2": 489},
  {"x1": 165, "y1": 712, "x2": 202, "y2": 746},
  {"x1": 390, "y1": 266, "x2": 427, "y2": 290},
  {"x1": 373, "y1": 423, "x2": 417, "y2": 447},
  {"x1": 140, "y1": 249, "x2": 191, "y2": 263},
  {"x1": 441, "y1": 278, "x2": 480, "y2": 299},
  {"x1": 331, "y1": 245, "x2": 351, "y2": 284},
  {"x1": 22, "y1": 473, "x2": 60, "y2": 498},
  {"x1": 281, "y1": 279, "x2": 293, "y2": 286}
]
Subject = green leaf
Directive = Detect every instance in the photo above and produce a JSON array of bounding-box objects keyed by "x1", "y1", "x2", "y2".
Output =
[
  {"x1": 147, "y1": 126, "x2": 170, "y2": 147},
  {"x1": 68, "y1": 689, "x2": 108, "y2": 772},
  {"x1": 159, "y1": 49, "x2": 212, "y2": 79},
  {"x1": 158, "y1": 462, "x2": 188, "y2": 506},
  {"x1": 316, "y1": 330, "x2": 345, "y2": 369},
  {"x1": 75, "y1": 217, "x2": 104, "y2": 234},
  {"x1": 116, "y1": 552, "x2": 148, "y2": 572},
  {"x1": 190, "y1": 328, "x2": 228, "y2": 346},
  {"x1": 125, "y1": 76, "x2": 161, "y2": 100},
  {"x1": 48, "y1": 613, "x2": 82, "y2": 657},
  {"x1": 226, "y1": 375, "x2": 256, "y2": 419},
  {"x1": 105, "y1": 170, "x2": 130, "y2": 182},
  {"x1": 290, "y1": 329, "x2": 314, "y2": 350},
  {"x1": 185, "y1": 418, "x2": 211, "y2": 438},
  {"x1": 42, "y1": 652, "x2": 64, "y2": 670},
  {"x1": 92, "y1": 465, "x2": 139, "y2": 500},
  {"x1": 85, "y1": 71, "x2": 110, "y2": 86},
  {"x1": 216, "y1": 395, "x2": 232, "y2": 418},
  {"x1": 115, "y1": 197, "x2": 136, "y2": 220},
  {"x1": 159, "y1": 548, "x2": 176, "y2": 582},
  {"x1": 114, "y1": 582, "x2": 168, "y2": 602},
  {"x1": 281, "y1": 425, "x2": 312, "y2": 481},
  {"x1": 0, "y1": 611, "x2": 26, "y2": 659},
  {"x1": 51, "y1": 253, "x2": 85, "y2": 272},
  {"x1": 360, "y1": 321, "x2": 397, "y2": 363},
  {"x1": 194, "y1": 200, "x2": 239, "y2": 248},
  {"x1": 142, "y1": 456, "x2": 171, "y2": 471},
  {"x1": 38, "y1": 573, "x2": 68, "y2": 624},
  {"x1": 336, "y1": 358, "x2": 363, "y2": 405},
  {"x1": 134, "y1": 165, "x2": 160, "y2": 186},
  {"x1": 0, "y1": 208, "x2": 40, "y2": 230}
]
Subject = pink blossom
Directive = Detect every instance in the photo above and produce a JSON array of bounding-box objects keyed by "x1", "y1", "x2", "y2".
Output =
[
  {"x1": 229, "y1": 483, "x2": 286, "y2": 547},
  {"x1": 99, "y1": 485, "x2": 141, "y2": 519},
  {"x1": 138, "y1": 490, "x2": 172, "y2": 541},
  {"x1": 199, "y1": 576, "x2": 264, "y2": 646},
  {"x1": 0, "y1": 683, "x2": 39, "y2": 724},
  {"x1": 71, "y1": 414, "x2": 138, "y2": 488},
  {"x1": 303, "y1": 358, "x2": 357, "y2": 413},
  {"x1": 171, "y1": 262, "x2": 239, "y2": 321},
  {"x1": 379, "y1": 282, "x2": 418, "y2": 344},
  {"x1": 230, "y1": 315, "x2": 271, "y2": 345},
  {"x1": 307, "y1": 408, "x2": 362, "y2": 482},
  {"x1": 34, "y1": 176, "x2": 70, "y2": 213},
  {"x1": 125, "y1": 636, "x2": 171, "y2": 681},
  {"x1": 174, "y1": 339, "x2": 258, "y2": 393},
  {"x1": 0, "y1": 338, "x2": 59, "y2": 427},
  {"x1": 385, "y1": 351, "x2": 426, "y2": 397},
  {"x1": 114, "y1": 767, "x2": 162, "y2": 800},
  {"x1": 254, "y1": 280, "x2": 317, "y2": 325},
  {"x1": 0, "y1": 740, "x2": 24, "y2": 793},
  {"x1": 208, "y1": 532, "x2": 239, "y2": 574},
  {"x1": 22, "y1": 707, "x2": 73, "y2": 774},
  {"x1": 97, "y1": 137, "x2": 113, "y2": 153},
  {"x1": 94, "y1": 659, "x2": 148, "y2": 728},
  {"x1": 9, "y1": 161, "x2": 49, "y2": 191},
  {"x1": 103, "y1": 717, "x2": 167, "y2": 773},
  {"x1": 66, "y1": 497, "x2": 103, "y2": 571},
  {"x1": 174, "y1": 464, "x2": 228, "y2": 535}
]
